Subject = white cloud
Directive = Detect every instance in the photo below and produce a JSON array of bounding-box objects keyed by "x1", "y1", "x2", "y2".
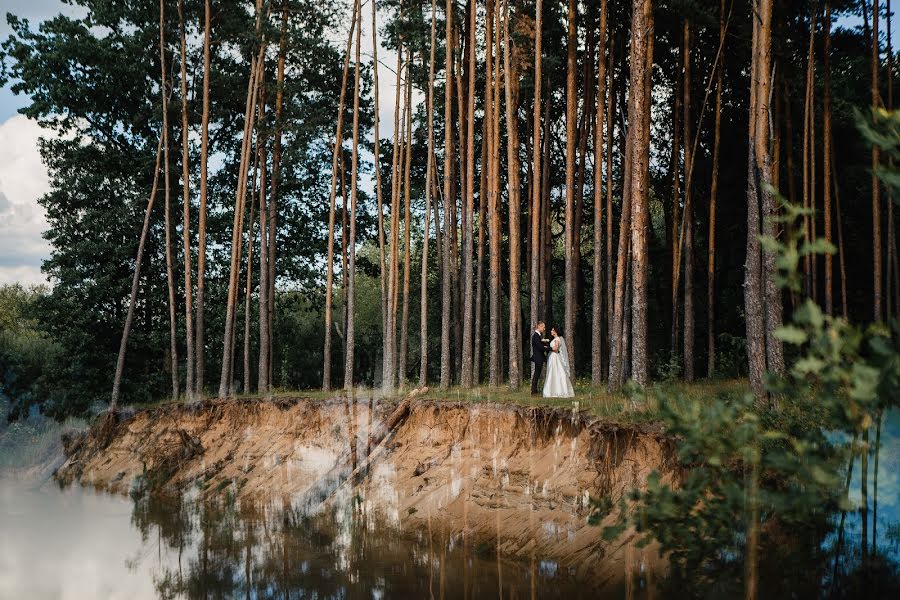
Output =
[{"x1": 0, "y1": 114, "x2": 52, "y2": 287}]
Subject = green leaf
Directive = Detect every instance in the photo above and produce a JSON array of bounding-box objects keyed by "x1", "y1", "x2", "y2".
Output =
[{"x1": 775, "y1": 325, "x2": 807, "y2": 345}]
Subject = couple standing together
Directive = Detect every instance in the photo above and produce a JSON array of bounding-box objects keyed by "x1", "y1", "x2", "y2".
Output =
[{"x1": 530, "y1": 321, "x2": 574, "y2": 398}]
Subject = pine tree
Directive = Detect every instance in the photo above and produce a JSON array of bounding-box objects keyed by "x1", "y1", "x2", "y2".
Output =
[
  {"x1": 195, "y1": 0, "x2": 211, "y2": 396},
  {"x1": 322, "y1": 0, "x2": 358, "y2": 392}
]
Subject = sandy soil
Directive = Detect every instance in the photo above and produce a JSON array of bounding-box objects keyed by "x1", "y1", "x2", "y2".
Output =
[{"x1": 57, "y1": 394, "x2": 678, "y2": 589}]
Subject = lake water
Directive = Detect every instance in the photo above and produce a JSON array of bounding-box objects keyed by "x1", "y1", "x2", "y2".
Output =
[
  {"x1": 0, "y1": 479, "x2": 614, "y2": 599},
  {"x1": 1, "y1": 409, "x2": 899, "y2": 598}
]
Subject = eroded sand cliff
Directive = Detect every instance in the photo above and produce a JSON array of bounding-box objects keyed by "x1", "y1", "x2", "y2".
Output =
[{"x1": 57, "y1": 394, "x2": 678, "y2": 588}]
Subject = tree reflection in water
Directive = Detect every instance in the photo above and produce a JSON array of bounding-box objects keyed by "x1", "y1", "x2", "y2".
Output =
[{"x1": 129, "y1": 488, "x2": 603, "y2": 599}]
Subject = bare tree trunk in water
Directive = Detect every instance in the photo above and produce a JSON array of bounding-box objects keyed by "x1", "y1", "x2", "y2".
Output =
[
  {"x1": 563, "y1": 0, "x2": 578, "y2": 371},
  {"x1": 344, "y1": 0, "x2": 362, "y2": 391},
  {"x1": 111, "y1": 135, "x2": 164, "y2": 410},
  {"x1": 322, "y1": 0, "x2": 357, "y2": 392},
  {"x1": 420, "y1": 0, "x2": 438, "y2": 387},
  {"x1": 592, "y1": 0, "x2": 609, "y2": 385},
  {"x1": 195, "y1": 0, "x2": 211, "y2": 396},
  {"x1": 160, "y1": 0, "x2": 179, "y2": 400},
  {"x1": 862, "y1": 426, "x2": 869, "y2": 564}
]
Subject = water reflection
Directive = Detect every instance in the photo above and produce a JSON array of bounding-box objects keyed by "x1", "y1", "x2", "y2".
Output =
[
  {"x1": 131, "y1": 489, "x2": 603, "y2": 599},
  {"x1": 2, "y1": 479, "x2": 633, "y2": 599}
]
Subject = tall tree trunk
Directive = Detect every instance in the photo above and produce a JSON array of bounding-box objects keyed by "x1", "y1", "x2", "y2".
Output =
[
  {"x1": 746, "y1": 0, "x2": 778, "y2": 399},
  {"x1": 475, "y1": 135, "x2": 487, "y2": 383},
  {"x1": 503, "y1": 0, "x2": 522, "y2": 389},
  {"x1": 344, "y1": 0, "x2": 362, "y2": 391},
  {"x1": 322, "y1": 0, "x2": 357, "y2": 392},
  {"x1": 802, "y1": 2, "x2": 818, "y2": 300},
  {"x1": 389, "y1": 56, "x2": 408, "y2": 391},
  {"x1": 873, "y1": 0, "x2": 883, "y2": 321},
  {"x1": 762, "y1": 25, "x2": 785, "y2": 378},
  {"x1": 243, "y1": 150, "x2": 259, "y2": 395},
  {"x1": 708, "y1": 0, "x2": 725, "y2": 375},
  {"x1": 824, "y1": 0, "x2": 834, "y2": 316},
  {"x1": 440, "y1": 0, "x2": 454, "y2": 390},
  {"x1": 541, "y1": 100, "x2": 552, "y2": 326},
  {"x1": 629, "y1": 0, "x2": 653, "y2": 388},
  {"x1": 218, "y1": 4, "x2": 264, "y2": 397},
  {"x1": 889, "y1": 0, "x2": 898, "y2": 318},
  {"x1": 420, "y1": 0, "x2": 438, "y2": 387},
  {"x1": 257, "y1": 87, "x2": 270, "y2": 394},
  {"x1": 669, "y1": 58, "x2": 682, "y2": 357},
  {"x1": 830, "y1": 141, "x2": 848, "y2": 319},
  {"x1": 111, "y1": 135, "x2": 164, "y2": 410},
  {"x1": 745, "y1": 0, "x2": 766, "y2": 397},
  {"x1": 487, "y1": 0, "x2": 500, "y2": 386},
  {"x1": 384, "y1": 41, "x2": 404, "y2": 393},
  {"x1": 268, "y1": 5, "x2": 288, "y2": 388},
  {"x1": 573, "y1": 25, "x2": 596, "y2": 339},
  {"x1": 609, "y1": 121, "x2": 634, "y2": 391},
  {"x1": 177, "y1": 0, "x2": 194, "y2": 399},
  {"x1": 784, "y1": 84, "x2": 798, "y2": 207},
  {"x1": 372, "y1": 0, "x2": 387, "y2": 388},
  {"x1": 563, "y1": 0, "x2": 578, "y2": 371},
  {"x1": 160, "y1": 0, "x2": 179, "y2": 400},
  {"x1": 398, "y1": 65, "x2": 413, "y2": 389},
  {"x1": 195, "y1": 0, "x2": 211, "y2": 396},
  {"x1": 530, "y1": 0, "x2": 543, "y2": 362},
  {"x1": 592, "y1": 0, "x2": 608, "y2": 386},
  {"x1": 682, "y1": 20, "x2": 694, "y2": 383},
  {"x1": 460, "y1": 0, "x2": 477, "y2": 388},
  {"x1": 606, "y1": 37, "x2": 617, "y2": 365},
  {"x1": 452, "y1": 22, "x2": 464, "y2": 379}
]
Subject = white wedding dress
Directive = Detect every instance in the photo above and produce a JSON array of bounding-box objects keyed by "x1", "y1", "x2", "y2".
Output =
[{"x1": 543, "y1": 336, "x2": 574, "y2": 398}]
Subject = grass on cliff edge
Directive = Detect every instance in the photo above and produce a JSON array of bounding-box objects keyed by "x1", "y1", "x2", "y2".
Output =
[{"x1": 134, "y1": 378, "x2": 750, "y2": 426}]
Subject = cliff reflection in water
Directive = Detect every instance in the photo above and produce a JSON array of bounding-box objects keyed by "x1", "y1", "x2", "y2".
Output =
[{"x1": 129, "y1": 488, "x2": 608, "y2": 599}]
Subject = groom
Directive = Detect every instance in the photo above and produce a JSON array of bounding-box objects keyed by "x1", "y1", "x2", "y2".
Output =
[{"x1": 530, "y1": 321, "x2": 548, "y2": 395}]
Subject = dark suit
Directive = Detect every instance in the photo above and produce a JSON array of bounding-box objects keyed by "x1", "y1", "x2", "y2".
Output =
[{"x1": 530, "y1": 331, "x2": 547, "y2": 394}]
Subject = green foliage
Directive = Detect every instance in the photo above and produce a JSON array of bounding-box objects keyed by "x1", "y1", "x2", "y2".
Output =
[
  {"x1": 0, "y1": 0, "x2": 365, "y2": 414},
  {"x1": 598, "y1": 149, "x2": 900, "y2": 593},
  {"x1": 0, "y1": 285, "x2": 65, "y2": 420}
]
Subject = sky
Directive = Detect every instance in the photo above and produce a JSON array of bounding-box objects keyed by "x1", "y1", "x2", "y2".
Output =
[{"x1": 0, "y1": 1, "x2": 896, "y2": 288}]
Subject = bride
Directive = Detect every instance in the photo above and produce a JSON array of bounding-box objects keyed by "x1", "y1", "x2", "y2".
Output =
[{"x1": 543, "y1": 327, "x2": 574, "y2": 398}]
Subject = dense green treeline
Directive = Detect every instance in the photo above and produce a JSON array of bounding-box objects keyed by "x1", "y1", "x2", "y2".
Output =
[{"x1": 0, "y1": 0, "x2": 897, "y2": 416}]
